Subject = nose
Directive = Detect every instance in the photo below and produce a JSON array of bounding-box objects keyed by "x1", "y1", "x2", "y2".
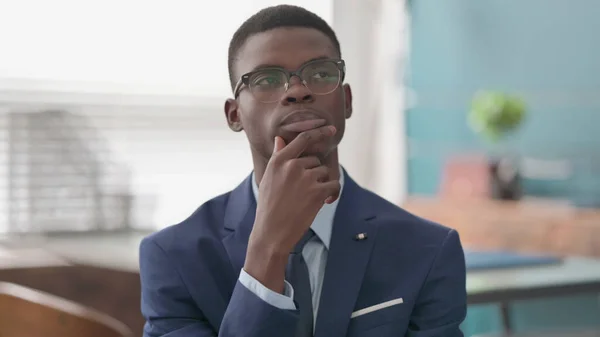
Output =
[{"x1": 281, "y1": 76, "x2": 314, "y2": 104}]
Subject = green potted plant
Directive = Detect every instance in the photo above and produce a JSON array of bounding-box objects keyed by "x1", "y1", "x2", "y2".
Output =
[{"x1": 468, "y1": 90, "x2": 527, "y2": 200}]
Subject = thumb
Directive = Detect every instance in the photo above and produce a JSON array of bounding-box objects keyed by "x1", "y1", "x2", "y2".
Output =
[{"x1": 273, "y1": 136, "x2": 286, "y2": 153}]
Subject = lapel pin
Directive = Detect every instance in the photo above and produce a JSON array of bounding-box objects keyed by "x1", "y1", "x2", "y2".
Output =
[{"x1": 354, "y1": 233, "x2": 368, "y2": 241}]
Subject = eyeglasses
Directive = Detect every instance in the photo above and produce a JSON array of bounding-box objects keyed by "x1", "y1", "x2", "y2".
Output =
[{"x1": 233, "y1": 58, "x2": 345, "y2": 103}]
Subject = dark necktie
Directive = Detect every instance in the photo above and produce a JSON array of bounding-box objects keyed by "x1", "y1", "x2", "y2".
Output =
[{"x1": 286, "y1": 229, "x2": 316, "y2": 337}]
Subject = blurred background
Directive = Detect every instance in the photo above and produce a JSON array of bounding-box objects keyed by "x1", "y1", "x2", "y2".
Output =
[{"x1": 0, "y1": 0, "x2": 599, "y2": 336}]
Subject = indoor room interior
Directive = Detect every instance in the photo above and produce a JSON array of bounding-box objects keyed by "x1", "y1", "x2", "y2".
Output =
[{"x1": 0, "y1": 0, "x2": 599, "y2": 336}]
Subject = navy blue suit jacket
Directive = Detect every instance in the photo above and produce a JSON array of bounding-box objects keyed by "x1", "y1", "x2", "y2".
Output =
[{"x1": 139, "y1": 170, "x2": 467, "y2": 337}]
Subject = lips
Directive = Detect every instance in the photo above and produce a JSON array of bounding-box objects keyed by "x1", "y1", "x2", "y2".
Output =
[{"x1": 280, "y1": 110, "x2": 327, "y2": 133}]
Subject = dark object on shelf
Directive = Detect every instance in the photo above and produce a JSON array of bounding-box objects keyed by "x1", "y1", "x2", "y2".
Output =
[{"x1": 489, "y1": 156, "x2": 522, "y2": 201}]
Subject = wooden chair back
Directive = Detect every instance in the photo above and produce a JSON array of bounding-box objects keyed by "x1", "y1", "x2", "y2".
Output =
[{"x1": 0, "y1": 282, "x2": 133, "y2": 337}]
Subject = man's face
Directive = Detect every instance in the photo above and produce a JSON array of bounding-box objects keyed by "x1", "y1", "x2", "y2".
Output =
[{"x1": 225, "y1": 27, "x2": 352, "y2": 161}]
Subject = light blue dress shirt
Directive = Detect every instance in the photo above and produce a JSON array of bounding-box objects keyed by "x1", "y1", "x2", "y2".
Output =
[{"x1": 238, "y1": 166, "x2": 344, "y2": 323}]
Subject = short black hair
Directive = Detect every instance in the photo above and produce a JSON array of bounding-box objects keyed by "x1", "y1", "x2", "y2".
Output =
[{"x1": 227, "y1": 5, "x2": 342, "y2": 91}]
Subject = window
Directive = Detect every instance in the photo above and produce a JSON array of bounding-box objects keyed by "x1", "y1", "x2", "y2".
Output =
[{"x1": 0, "y1": 0, "x2": 335, "y2": 231}]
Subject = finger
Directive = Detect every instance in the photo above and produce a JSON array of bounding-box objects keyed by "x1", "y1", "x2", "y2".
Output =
[
  {"x1": 306, "y1": 165, "x2": 329, "y2": 182},
  {"x1": 278, "y1": 125, "x2": 336, "y2": 159},
  {"x1": 293, "y1": 156, "x2": 321, "y2": 169},
  {"x1": 319, "y1": 180, "x2": 341, "y2": 204},
  {"x1": 273, "y1": 136, "x2": 286, "y2": 154}
]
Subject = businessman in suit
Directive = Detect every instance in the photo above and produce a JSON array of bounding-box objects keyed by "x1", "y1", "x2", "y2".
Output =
[{"x1": 139, "y1": 4, "x2": 467, "y2": 337}]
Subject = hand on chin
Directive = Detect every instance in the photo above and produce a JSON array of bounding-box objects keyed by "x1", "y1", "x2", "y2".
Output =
[
  {"x1": 278, "y1": 129, "x2": 335, "y2": 159},
  {"x1": 297, "y1": 142, "x2": 335, "y2": 162}
]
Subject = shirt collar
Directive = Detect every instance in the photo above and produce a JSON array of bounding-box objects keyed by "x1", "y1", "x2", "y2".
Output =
[{"x1": 251, "y1": 165, "x2": 344, "y2": 250}]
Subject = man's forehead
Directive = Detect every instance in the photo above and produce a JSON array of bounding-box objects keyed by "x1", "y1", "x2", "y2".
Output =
[{"x1": 234, "y1": 27, "x2": 338, "y2": 74}]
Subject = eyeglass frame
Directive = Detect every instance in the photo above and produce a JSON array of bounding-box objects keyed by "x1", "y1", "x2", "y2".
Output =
[{"x1": 232, "y1": 58, "x2": 346, "y2": 101}]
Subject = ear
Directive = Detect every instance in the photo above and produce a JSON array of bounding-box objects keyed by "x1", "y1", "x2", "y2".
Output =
[
  {"x1": 224, "y1": 98, "x2": 243, "y2": 132},
  {"x1": 342, "y1": 83, "x2": 353, "y2": 119}
]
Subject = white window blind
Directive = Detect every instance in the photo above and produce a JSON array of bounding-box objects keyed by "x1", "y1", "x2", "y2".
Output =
[{"x1": 0, "y1": 0, "x2": 333, "y2": 231}]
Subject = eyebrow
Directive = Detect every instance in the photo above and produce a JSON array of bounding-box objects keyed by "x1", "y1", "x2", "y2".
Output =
[{"x1": 250, "y1": 55, "x2": 331, "y2": 72}]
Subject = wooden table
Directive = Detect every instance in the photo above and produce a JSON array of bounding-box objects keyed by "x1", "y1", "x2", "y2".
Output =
[
  {"x1": 467, "y1": 257, "x2": 600, "y2": 333},
  {"x1": 403, "y1": 197, "x2": 600, "y2": 257}
]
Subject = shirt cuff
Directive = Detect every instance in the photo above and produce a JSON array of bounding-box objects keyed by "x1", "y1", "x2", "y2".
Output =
[{"x1": 239, "y1": 268, "x2": 296, "y2": 310}]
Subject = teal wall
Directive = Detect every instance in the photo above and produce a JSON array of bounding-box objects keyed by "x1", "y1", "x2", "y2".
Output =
[
  {"x1": 407, "y1": 0, "x2": 600, "y2": 200},
  {"x1": 407, "y1": 1, "x2": 600, "y2": 334}
]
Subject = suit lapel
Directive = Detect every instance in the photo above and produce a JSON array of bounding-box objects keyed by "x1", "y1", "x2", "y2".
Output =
[
  {"x1": 314, "y1": 173, "x2": 378, "y2": 337},
  {"x1": 222, "y1": 174, "x2": 256, "y2": 276}
]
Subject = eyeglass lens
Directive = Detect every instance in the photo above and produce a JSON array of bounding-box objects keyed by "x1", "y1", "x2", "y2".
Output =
[{"x1": 248, "y1": 60, "x2": 341, "y2": 102}]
